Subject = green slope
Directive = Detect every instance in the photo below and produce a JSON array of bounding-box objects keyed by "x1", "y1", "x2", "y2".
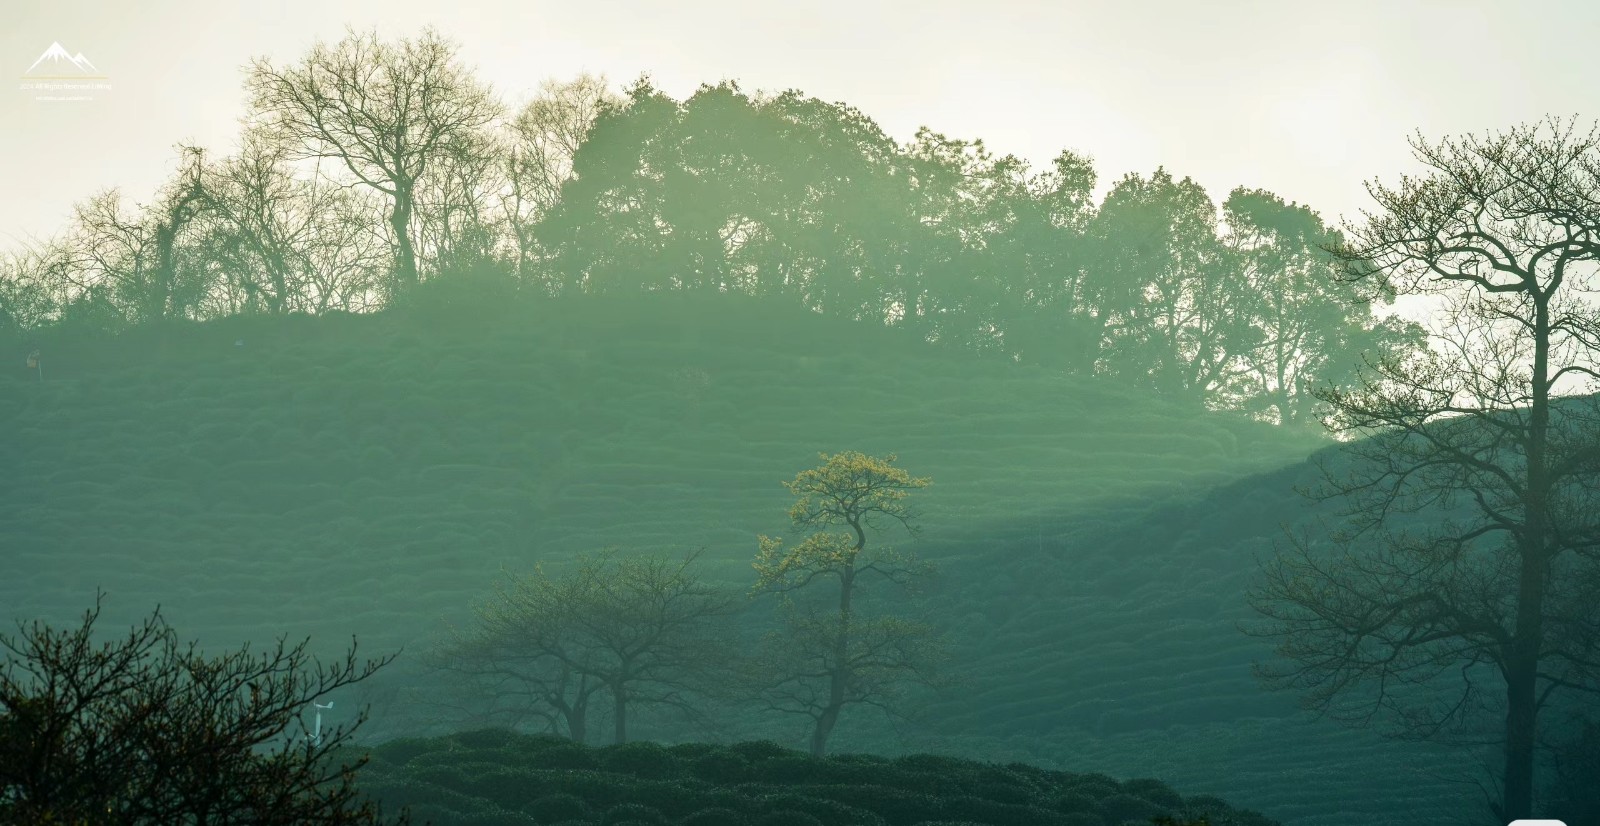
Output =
[{"x1": 0, "y1": 292, "x2": 1469, "y2": 824}]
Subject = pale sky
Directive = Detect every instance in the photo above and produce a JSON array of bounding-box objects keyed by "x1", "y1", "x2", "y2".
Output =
[{"x1": 2, "y1": 0, "x2": 1595, "y2": 253}]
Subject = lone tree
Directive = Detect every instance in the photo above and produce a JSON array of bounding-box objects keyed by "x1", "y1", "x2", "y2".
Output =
[
  {"x1": 1248, "y1": 117, "x2": 1600, "y2": 821},
  {"x1": 430, "y1": 549, "x2": 738, "y2": 745},
  {"x1": 0, "y1": 593, "x2": 403, "y2": 824},
  {"x1": 752, "y1": 451, "x2": 946, "y2": 757},
  {"x1": 246, "y1": 26, "x2": 501, "y2": 292}
]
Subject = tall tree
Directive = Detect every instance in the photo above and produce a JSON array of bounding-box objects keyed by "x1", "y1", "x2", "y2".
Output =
[
  {"x1": 245, "y1": 26, "x2": 501, "y2": 293},
  {"x1": 1248, "y1": 117, "x2": 1600, "y2": 821},
  {"x1": 499, "y1": 74, "x2": 619, "y2": 285},
  {"x1": 1220, "y1": 187, "x2": 1424, "y2": 425},
  {"x1": 1088, "y1": 169, "x2": 1252, "y2": 401},
  {"x1": 752, "y1": 451, "x2": 946, "y2": 756}
]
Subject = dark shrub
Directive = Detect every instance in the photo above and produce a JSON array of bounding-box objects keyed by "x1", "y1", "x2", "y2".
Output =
[
  {"x1": 959, "y1": 770, "x2": 1040, "y2": 805},
  {"x1": 521, "y1": 732, "x2": 582, "y2": 751},
  {"x1": 448, "y1": 727, "x2": 524, "y2": 751},
  {"x1": 829, "y1": 752, "x2": 889, "y2": 766},
  {"x1": 940, "y1": 796, "x2": 1069, "y2": 826},
  {"x1": 373, "y1": 736, "x2": 438, "y2": 766},
  {"x1": 524, "y1": 793, "x2": 593, "y2": 823},
  {"x1": 667, "y1": 742, "x2": 723, "y2": 760},
  {"x1": 1050, "y1": 792, "x2": 1099, "y2": 815},
  {"x1": 527, "y1": 742, "x2": 602, "y2": 771},
  {"x1": 549, "y1": 772, "x2": 642, "y2": 811},
  {"x1": 459, "y1": 766, "x2": 554, "y2": 810},
  {"x1": 402, "y1": 803, "x2": 469, "y2": 825},
  {"x1": 892, "y1": 754, "x2": 971, "y2": 776},
  {"x1": 598, "y1": 741, "x2": 684, "y2": 780},
  {"x1": 682, "y1": 808, "x2": 746, "y2": 826},
  {"x1": 1120, "y1": 779, "x2": 1184, "y2": 810},
  {"x1": 728, "y1": 740, "x2": 797, "y2": 763},
  {"x1": 792, "y1": 785, "x2": 944, "y2": 825},
  {"x1": 599, "y1": 802, "x2": 666, "y2": 825},
  {"x1": 752, "y1": 792, "x2": 887, "y2": 826},
  {"x1": 1228, "y1": 810, "x2": 1281, "y2": 826},
  {"x1": 755, "y1": 811, "x2": 826, "y2": 826},
  {"x1": 455, "y1": 808, "x2": 539, "y2": 826},
  {"x1": 1059, "y1": 814, "x2": 1107, "y2": 826},
  {"x1": 751, "y1": 755, "x2": 823, "y2": 785},
  {"x1": 691, "y1": 750, "x2": 753, "y2": 784},
  {"x1": 614, "y1": 777, "x2": 706, "y2": 819},
  {"x1": 1097, "y1": 793, "x2": 1171, "y2": 825}
]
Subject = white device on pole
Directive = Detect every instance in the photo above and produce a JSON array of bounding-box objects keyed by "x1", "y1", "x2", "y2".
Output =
[{"x1": 310, "y1": 701, "x2": 333, "y2": 745}]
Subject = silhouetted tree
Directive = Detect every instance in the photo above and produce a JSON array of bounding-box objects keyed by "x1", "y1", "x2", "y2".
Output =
[
  {"x1": 751, "y1": 451, "x2": 947, "y2": 756},
  {"x1": 439, "y1": 549, "x2": 738, "y2": 745},
  {"x1": 62, "y1": 146, "x2": 211, "y2": 326},
  {"x1": 1087, "y1": 168, "x2": 1251, "y2": 401},
  {"x1": 1219, "y1": 187, "x2": 1424, "y2": 425},
  {"x1": 1249, "y1": 117, "x2": 1600, "y2": 821},
  {"x1": 246, "y1": 26, "x2": 501, "y2": 292},
  {"x1": 499, "y1": 73, "x2": 620, "y2": 285},
  {"x1": 0, "y1": 593, "x2": 403, "y2": 824}
]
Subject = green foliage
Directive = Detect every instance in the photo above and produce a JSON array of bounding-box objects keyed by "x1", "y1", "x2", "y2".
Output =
[
  {"x1": 755, "y1": 811, "x2": 827, "y2": 826},
  {"x1": 526, "y1": 742, "x2": 602, "y2": 771},
  {"x1": 598, "y1": 741, "x2": 687, "y2": 780},
  {"x1": 598, "y1": 802, "x2": 667, "y2": 825},
  {"x1": 690, "y1": 750, "x2": 753, "y2": 784},
  {"x1": 1119, "y1": 779, "x2": 1184, "y2": 810},
  {"x1": 348, "y1": 734, "x2": 1278, "y2": 826},
  {"x1": 1096, "y1": 793, "x2": 1173, "y2": 825},
  {"x1": 681, "y1": 808, "x2": 747, "y2": 826},
  {"x1": 524, "y1": 793, "x2": 593, "y2": 823}
]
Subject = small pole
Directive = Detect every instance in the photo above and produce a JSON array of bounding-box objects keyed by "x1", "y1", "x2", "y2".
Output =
[{"x1": 26, "y1": 349, "x2": 41, "y2": 382}]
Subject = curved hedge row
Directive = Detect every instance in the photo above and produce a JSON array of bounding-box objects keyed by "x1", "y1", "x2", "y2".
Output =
[{"x1": 340, "y1": 729, "x2": 1278, "y2": 826}]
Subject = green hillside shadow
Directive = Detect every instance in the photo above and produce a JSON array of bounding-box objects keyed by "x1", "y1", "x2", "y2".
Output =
[{"x1": 0, "y1": 292, "x2": 1472, "y2": 825}]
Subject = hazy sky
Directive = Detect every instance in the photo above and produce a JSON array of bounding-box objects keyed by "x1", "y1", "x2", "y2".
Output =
[{"x1": 2, "y1": 0, "x2": 1596, "y2": 252}]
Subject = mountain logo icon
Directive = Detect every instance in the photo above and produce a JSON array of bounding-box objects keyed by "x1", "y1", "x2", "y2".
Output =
[{"x1": 23, "y1": 42, "x2": 105, "y2": 77}]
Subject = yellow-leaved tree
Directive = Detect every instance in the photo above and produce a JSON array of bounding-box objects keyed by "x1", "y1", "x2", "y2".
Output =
[{"x1": 751, "y1": 451, "x2": 947, "y2": 756}]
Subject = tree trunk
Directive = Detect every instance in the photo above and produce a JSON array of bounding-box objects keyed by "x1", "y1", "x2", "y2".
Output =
[
  {"x1": 812, "y1": 565, "x2": 857, "y2": 757},
  {"x1": 390, "y1": 182, "x2": 418, "y2": 290},
  {"x1": 1502, "y1": 300, "x2": 1553, "y2": 820},
  {"x1": 562, "y1": 698, "x2": 587, "y2": 745},
  {"x1": 612, "y1": 681, "x2": 627, "y2": 745},
  {"x1": 810, "y1": 700, "x2": 841, "y2": 758}
]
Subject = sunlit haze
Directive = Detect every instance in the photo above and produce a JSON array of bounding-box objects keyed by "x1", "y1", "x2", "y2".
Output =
[{"x1": 4, "y1": 0, "x2": 1596, "y2": 253}]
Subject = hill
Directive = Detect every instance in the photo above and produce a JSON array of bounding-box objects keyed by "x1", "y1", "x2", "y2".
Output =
[{"x1": 0, "y1": 290, "x2": 1470, "y2": 824}]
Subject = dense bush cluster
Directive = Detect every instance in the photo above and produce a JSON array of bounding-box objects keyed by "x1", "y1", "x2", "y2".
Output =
[{"x1": 340, "y1": 729, "x2": 1278, "y2": 826}]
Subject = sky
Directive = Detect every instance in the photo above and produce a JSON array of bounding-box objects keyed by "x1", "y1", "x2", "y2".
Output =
[{"x1": 1, "y1": 0, "x2": 1596, "y2": 256}]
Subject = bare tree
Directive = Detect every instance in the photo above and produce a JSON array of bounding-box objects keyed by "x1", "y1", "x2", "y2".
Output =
[
  {"x1": 63, "y1": 147, "x2": 211, "y2": 325},
  {"x1": 412, "y1": 606, "x2": 604, "y2": 743},
  {"x1": 245, "y1": 26, "x2": 502, "y2": 293},
  {"x1": 0, "y1": 239, "x2": 75, "y2": 332},
  {"x1": 0, "y1": 592, "x2": 404, "y2": 824},
  {"x1": 440, "y1": 549, "x2": 737, "y2": 745},
  {"x1": 195, "y1": 130, "x2": 390, "y2": 315},
  {"x1": 412, "y1": 126, "x2": 503, "y2": 278},
  {"x1": 1248, "y1": 117, "x2": 1600, "y2": 821},
  {"x1": 498, "y1": 74, "x2": 618, "y2": 284}
]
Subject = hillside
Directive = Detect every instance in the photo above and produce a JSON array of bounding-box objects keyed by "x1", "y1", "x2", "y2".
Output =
[{"x1": 0, "y1": 291, "x2": 1470, "y2": 824}]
